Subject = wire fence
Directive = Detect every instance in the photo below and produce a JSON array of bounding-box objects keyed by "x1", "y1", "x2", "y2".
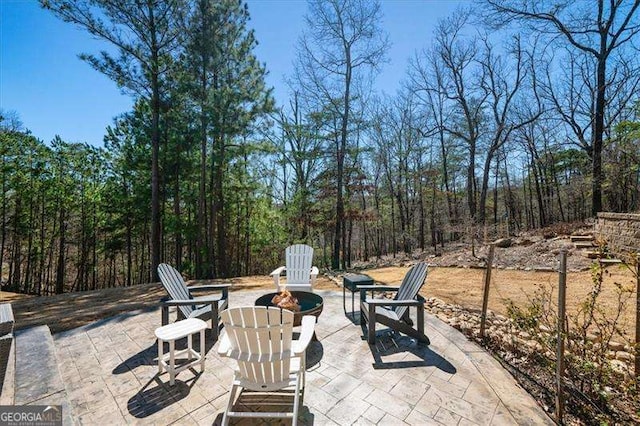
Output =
[{"x1": 466, "y1": 245, "x2": 639, "y2": 423}]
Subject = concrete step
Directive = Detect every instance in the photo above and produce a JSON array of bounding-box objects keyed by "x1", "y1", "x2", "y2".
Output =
[
  {"x1": 0, "y1": 303, "x2": 15, "y2": 404},
  {"x1": 0, "y1": 334, "x2": 15, "y2": 405},
  {"x1": 570, "y1": 234, "x2": 594, "y2": 242},
  {"x1": 574, "y1": 241, "x2": 595, "y2": 249},
  {"x1": 15, "y1": 326, "x2": 75, "y2": 425},
  {"x1": 582, "y1": 250, "x2": 601, "y2": 259},
  {"x1": 599, "y1": 258, "x2": 623, "y2": 265}
]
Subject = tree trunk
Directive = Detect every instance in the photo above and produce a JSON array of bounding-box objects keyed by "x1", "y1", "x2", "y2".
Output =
[
  {"x1": 197, "y1": 68, "x2": 208, "y2": 278},
  {"x1": 477, "y1": 148, "x2": 496, "y2": 225},
  {"x1": 55, "y1": 206, "x2": 65, "y2": 295},
  {"x1": 531, "y1": 159, "x2": 546, "y2": 227},
  {"x1": 174, "y1": 141, "x2": 182, "y2": 270},
  {"x1": 419, "y1": 170, "x2": 425, "y2": 250},
  {"x1": 439, "y1": 127, "x2": 454, "y2": 223},
  {"x1": 10, "y1": 197, "x2": 22, "y2": 293},
  {"x1": 215, "y1": 133, "x2": 228, "y2": 277},
  {"x1": 0, "y1": 165, "x2": 5, "y2": 289},
  {"x1": 493, "y1": 155, "x2": 499, "y2": 226},
  {"x1": 360, "y1": 187, "x2": 369, "y2": 260},
  {"x1": 467, "y1": 144, "x2": 477, "y2": 221},
  {"x1": 333, "y1": 55, "x2": 351, "y2": 270},
  {"x1": 150, "y1": 94, "x2": 161, "y2": 282},
  {"x1": 37, "y1": 194, "x2": 46, "y2": 295},
  {"x1": 149, "y1": 3, "x2": 161, "y2": 284},
  {"x1": 125, "y1": 194, "x2": 133, "y2": 287},
  {"x1": 591, "y1": 57, "x2": 606, "y2": 215}
]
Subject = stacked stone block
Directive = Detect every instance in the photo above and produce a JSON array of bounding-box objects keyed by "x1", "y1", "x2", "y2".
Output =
[{"x1": 595, "y1": 212, "x2": 640, "y2": 255}]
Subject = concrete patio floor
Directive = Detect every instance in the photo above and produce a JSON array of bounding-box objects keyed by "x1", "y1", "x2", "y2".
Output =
[{"x1": 52, "y1": 289, "x2": 553, "y2": 425}]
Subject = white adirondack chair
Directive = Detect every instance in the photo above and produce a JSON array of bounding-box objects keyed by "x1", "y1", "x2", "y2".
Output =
[
  {"x1": 270, "y1": 244, "x2": 319, "y2": 292},
  {"x1": 218, "y1": 306, "x2": 316, "y2": 426}
]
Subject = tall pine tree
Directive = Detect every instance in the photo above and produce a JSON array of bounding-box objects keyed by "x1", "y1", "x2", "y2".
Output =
[
  {"x1": 42, "y1": 0, "x2": 186, "y2": 282},
  {"x1": 182, "y1": 0, "x2": 273, "y2": 277}
]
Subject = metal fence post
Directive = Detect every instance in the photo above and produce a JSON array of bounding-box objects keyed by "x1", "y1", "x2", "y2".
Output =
[
  {"x1": 479, "y1": 244, "x2": 495, "y2": 339},
  {"x1": 556, "y1": 249, "x2": 567, "y2": 424}
]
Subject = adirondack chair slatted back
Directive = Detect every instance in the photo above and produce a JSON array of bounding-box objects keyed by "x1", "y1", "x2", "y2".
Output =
[
  {"x1": 286, "y1": 244, "x2": 314, "y2": 285},
  {"x1": 158, "y1": 263, "x2": 194, "y2": 318},
  {"x1": 393, "y1": 262, "x2": 428, "y2": 320},
  {"x1": 221, "y1": 307, "x2": 294, "y2": 387}
]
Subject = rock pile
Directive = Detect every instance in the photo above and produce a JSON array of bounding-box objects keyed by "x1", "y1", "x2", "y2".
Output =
[{"x1": 353, "y1": 234, "x2": 593, "y2": 272}]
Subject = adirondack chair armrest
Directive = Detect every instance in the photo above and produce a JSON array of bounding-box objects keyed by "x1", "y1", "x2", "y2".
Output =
[
  {"x1": 357, "y1": 285, "x2": 399, "y2": 292},
  {"x1": 270, "y1": 266, "x2": 286, "y2": 276},
  {"x1": 364, "y1": 298, "x2": 424, "y2": 307},
  {"x1": 189, "y1": 284, "x2": 231, "y2": 292},
  {"x1": 217, "y1": 330, "x2": 232, "y2": 356},
  {"x1": 310, "y1": 266, "x2": 319, "y2": 285},
  {"x1": 292, "y1": 315, "x2": 316, "y2": 355},
  {"x1": 161, "y1": 298, "x2": 200, "y2": 306},
  {"x1": 191, "y1": 294, "x2": 227, "y2": 304},
  {"x1": 271, "y1": 266, "x2": 286, "y2": 291},
  {"x1": 359, "y1": 285, "x2": 399, "y2": 302},
  {"x1": 189, "y1": 284, "x2": 230, "y2": 299}
]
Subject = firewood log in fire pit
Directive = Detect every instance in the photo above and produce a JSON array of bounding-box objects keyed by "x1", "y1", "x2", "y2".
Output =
[{"x1": 271, "y1": 290, "x2": 301, "y2": 312}]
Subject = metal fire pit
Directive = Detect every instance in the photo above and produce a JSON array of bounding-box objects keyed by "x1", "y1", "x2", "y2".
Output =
[{"x1": 255, "y1": 291, "x2": 323, "y2": 327}]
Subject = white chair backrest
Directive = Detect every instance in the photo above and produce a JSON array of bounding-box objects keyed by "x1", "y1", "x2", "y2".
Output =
[
  {"x1": 158, "y1": 263, "x2": 194, "y2": 318},
  {"x1": 393, "y1": 262, "x2": 429, "y2": 320},
  {"x1": 285, "y1": 244, "x2": 314, "y2": 285},
  {"x1": 221, "y1": 307, "x2": 294, "y2": 387}
]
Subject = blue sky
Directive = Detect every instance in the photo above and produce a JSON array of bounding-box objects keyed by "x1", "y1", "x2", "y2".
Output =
[{"x1": 1, "y1": 0, "x2": 462, "y2": 146}]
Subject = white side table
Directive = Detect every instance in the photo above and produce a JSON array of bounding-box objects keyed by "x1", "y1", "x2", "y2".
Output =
[{"x1": 155, "y1": 318, "x2": 207, "y2": 385}]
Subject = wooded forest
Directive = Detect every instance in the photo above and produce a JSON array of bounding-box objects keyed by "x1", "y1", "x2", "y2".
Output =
[{"x1": 2, "y1": 0, "x2": 639, "y2": 295}]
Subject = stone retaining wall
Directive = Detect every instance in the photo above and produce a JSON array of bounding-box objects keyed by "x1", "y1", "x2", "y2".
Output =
[{"x1": 595, "y1": 212, "x2": 640, "y2": 255}]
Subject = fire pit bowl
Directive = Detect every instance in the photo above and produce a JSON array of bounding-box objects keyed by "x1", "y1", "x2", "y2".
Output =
[{"x1": 255, "y1": 291, "x2": 323, "y2": 326}]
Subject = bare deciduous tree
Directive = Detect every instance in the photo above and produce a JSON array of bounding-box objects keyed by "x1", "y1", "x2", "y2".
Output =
[
  {"x1": 481, "y1": 0, "x2": 640, "y2": 214},
  {"x1": 293, "y1": 0, "x2": 389, "y2": 269},
  {"x1": 476, "y1": 35, "x2": 542, "y2": 224}
]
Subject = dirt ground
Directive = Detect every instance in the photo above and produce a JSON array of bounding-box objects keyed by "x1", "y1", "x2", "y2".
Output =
[
  {"x1": 2, "y1": 263, "x2": 636, "y2": 337},
  {"x1": 3, "y1": 274, "x2": 339, "y2": 334},
  {"x1": 0, "y1": 291, "x2": 30, "y2": 303},
  {"x1": 369, "y1": 265, "x2": 638, "y2": 334}
]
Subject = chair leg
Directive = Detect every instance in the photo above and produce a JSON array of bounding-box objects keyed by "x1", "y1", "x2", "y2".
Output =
[
  {"x1": 360, "y1": 313, "x2": 368, "y2": 339},
  {"x1": 402, "y1": 310, "x2": 414, "y2": 326},
  {"x1": 359, "y1": 289, "x2": 368, "y2": 336},
  {"x1": 161, "y1": 306, "x2": 169, "y2": 326},
  {"x1": 169, "y1": 340, "x2": 175, "y2": 385},
  {"x1": 368, "y1": 303, "x2": 376, "y2": 344},
  {"x1": 301, "y1": 352, "x2": 307, "y2": 405},
  {"x1": 222, "y1": 383, "x2": 239, "y2": 426},
  {"x1": 199, "y1": 329, "x2": 205, "y2": 372},
  {"x1": 301, "y1": 352, "x2": 307, "y2": 389},
  {"x1": 157, "y1": 339, "x2": 164, "y2": 374},
  {"x1": 292, "y1": 374, "x2": 302, "y2": 426},
  {"x1": 210, "y1": 303, "x2": 219, "y2": 341}
]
